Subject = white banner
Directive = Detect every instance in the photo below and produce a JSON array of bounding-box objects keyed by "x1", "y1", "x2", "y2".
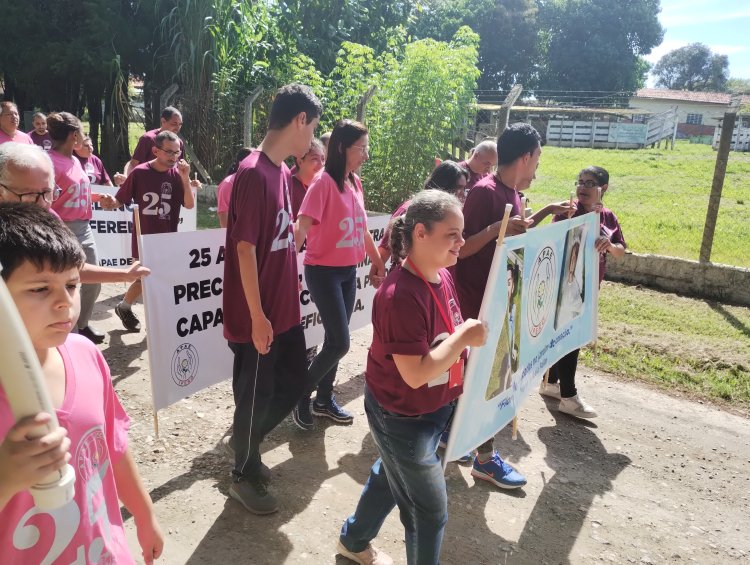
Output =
[
  {"x1": 89, "y1": 184, "x2": 197, "y2": 267},
  {"x1": 444, "y1": 213, "x2": 600, "y2": 462},
  {"x1": 141, "y1": 215, "x2": 390, "y2": 411}
]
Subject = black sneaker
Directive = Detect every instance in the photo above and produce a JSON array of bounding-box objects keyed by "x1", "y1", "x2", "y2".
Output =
[
  {"x1": 292, "y1": 398, "x2": 314, "y2": 430},
  {"x1": 115, "y1": 303, "x2": 141, "y2": 332},
  {"x1": 228, "y1": 478, "x2": 278, "y2": 515},
  {"x1": 78, "y1": 325, "x2": 105, "y2": 344},
  {"x1": 220, "y1": 436, "x2": 272, "y2": 483},
  {"x1": 312, "y1": 395, "x2": 353, "y2": 424}
]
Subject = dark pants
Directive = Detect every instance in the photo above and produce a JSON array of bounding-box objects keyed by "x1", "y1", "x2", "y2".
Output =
[
  {"x1": 548, "y1": 348, "x2": 580, "y2": 398},
  {"x1": 340, "y1": 387, "x2": 453, "y2": 564},
  {"x1": 229, "y1": 325, "x2": 307, "y2": 480},
  {"x1": 304, "y1": 264, "x2": 357, "y2": 403}
]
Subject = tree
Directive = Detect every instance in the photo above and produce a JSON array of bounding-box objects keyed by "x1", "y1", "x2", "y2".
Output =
[
  {"x1": 364, "y1": 27, "x2": 481, "y2": 211},
  {"x1": 410, "y1": 0, "x2": 540, "y2": 90},
  {"x1": 653, "y1": 43, "x2": 730, "y2": 91},
  {"x1": 726, "y1": 77, "x2": 750, "y2": 94},
  {"x1": 536, "y1": 0, "x2": 663, "y2": 98}
]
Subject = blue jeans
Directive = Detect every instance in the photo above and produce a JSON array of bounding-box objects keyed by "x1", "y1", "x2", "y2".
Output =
[
  {"x1": 304, "y1": 264, "x2": 357, "y2": 402},
  {"x1": 340, "y1": 387, "x2": 454, "y2": 565}
]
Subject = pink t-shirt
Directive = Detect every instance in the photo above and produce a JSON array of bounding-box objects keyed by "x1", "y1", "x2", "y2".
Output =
[
  {"x1": 366, "y1": 266, "x2": 466, "y2": 416},
  {"x1": 0, "y1": 129, "x2": 34, "y2": 145},
  {"x1": 0, "y1": 334, "x2": 133, "y2": 565},
  {"x1": 216, "y1": 173, "x2": 235, "y2": 214},
  {"x1": 455, "y1": 174, "x2": 522, "y2": 320},
  {"x1": 132, "y1": 128, "x2": 185, "y2": 163},
  {"x1": 76, "y1": 154, "x2": 111, "y2": 185},
  {"x1": 299, "y1": 171, "x2": 367, "y2": 267},
  {"x1": 29, "y1": 130, "x2": 52, "y2": 151},
  {"x1": 223, "y1": 151, "x2": 300, "y2": 342},
  {"x1": 49, "y1": 150, "x2": 93, "y2": 222},
  {"x1": 115, "y1": 162, "x2": 186, "y2": 259}
]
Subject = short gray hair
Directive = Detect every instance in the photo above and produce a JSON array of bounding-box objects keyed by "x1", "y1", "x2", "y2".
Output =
[
  {"x1": 0, "y1": 143, "x2": 55, "y2": 189},
  {"x1": 472, "y1": 139, "x2": 497, "y2": 156}
]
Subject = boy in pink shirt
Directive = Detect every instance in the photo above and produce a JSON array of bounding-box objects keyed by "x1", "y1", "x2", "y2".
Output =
[
  {"x1": 216, "y1": 147, "x2": 253, "y2": 228},
  {"x1": 0, "y1": 202, "x2": 163, "y2": 564},
  {"x1": 0, "y1": 102, "x2": 33, "y2": 145}
]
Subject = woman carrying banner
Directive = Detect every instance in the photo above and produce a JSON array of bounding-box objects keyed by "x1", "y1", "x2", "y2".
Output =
[
  {"x1": 541, "y1": 166, "x2": 626, "y2": 418},
  {"x1": 337, "y1": 189, "x2": 487, "y2": 565},
  {"x1": 293, "y1": 120, "x2": 386, "y2": 429}
]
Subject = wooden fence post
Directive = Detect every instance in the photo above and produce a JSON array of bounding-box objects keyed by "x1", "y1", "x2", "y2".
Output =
[
  {"x1": 243, "y1": 86, "x2": 263, "y2": 147},
  {"x1": 699, "y1": 95, "x2": 742, "y2": 263},
  {"x1": 496, "y1": 84, "x2": 523, "y2": 136}
]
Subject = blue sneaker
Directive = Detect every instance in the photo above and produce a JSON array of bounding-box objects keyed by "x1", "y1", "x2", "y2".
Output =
[
  {"x1": 438, "y1": 431, "x2": 473, "y2": 464},
  {"x1": 471, "y1": 452, "x2": 527, "y2": 489},
  {"x1": 312, "y1": 395, "x2": 353, "y2": 424}
]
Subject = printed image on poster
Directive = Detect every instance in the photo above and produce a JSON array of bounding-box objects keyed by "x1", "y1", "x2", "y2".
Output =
[
  {"x1": 554, "y1": 223, "x2": 589, "y2": 330},
  {"x1": 485, "y1": 248, "x2": 523, "y2": 400}
]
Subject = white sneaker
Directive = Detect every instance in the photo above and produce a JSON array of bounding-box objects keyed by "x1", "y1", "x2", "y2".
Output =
[
  {"x1": 539, "y1": 381, "x2": 561, "y2": 400},
  {"x1": 558, "y1": 394, "x2": 597, "y2": 419},
  {"x1": 336, "y1": 540, "x2": 394, "y2": 565}
]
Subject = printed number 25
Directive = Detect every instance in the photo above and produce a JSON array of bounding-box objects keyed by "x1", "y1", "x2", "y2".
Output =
[{"x1": 270, "y1": 209, "x2": 291, "y2": 251}]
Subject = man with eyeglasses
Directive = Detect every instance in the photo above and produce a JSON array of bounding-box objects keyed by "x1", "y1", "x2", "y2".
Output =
[
  {"x1": 105, "y1": 130, "x2": 195, "y2": 332},
  {"x1": 0, "y1": 102, "x2": 34, "y2": 146},
  {"x1": 0, "y1": 142, "x2": 150, "y2": 311},
  {"x1": 117, "y1": 106, "x2": 186, "y2": 183}
]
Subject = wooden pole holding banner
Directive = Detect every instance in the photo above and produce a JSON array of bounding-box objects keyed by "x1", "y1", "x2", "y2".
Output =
[{"x1": 133, "y1": 205, "x2": 160, "y2": 439}]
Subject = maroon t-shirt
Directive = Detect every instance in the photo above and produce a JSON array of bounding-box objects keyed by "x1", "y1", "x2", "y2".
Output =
[
  {"x1": 114, "y1": 162, "x2": 185, "y2": 259},
  {"x1": 76, "y1": 154, "x2": 111, "y2": 185},
  {"x1": 455, "y1": 175, "x2": 521, "y2": 320},
  {"x1": 457, "y1": 160, "x2": 487, "y2": 192},
  {"x1": 223, "y1": 151, "x2": 300, "y2": 342},
  {"x1": 366, "y1": 266, "x2": 466, "y2": 416},
  {"x1": 554, "y1": 204, "x2": 626, "y2": 284},
  {"x1": 29, "y1": 130, "x2": 52, "y2": 151},
  {"x1": 131, "y1": 129, "x2": 185, "y2": 163},
  {"x1": 290, "y1": 175, "x2": 308, "y2": 219},
  {"x1": 379, "y1": 199, "x2": 411, "y2": 252}
]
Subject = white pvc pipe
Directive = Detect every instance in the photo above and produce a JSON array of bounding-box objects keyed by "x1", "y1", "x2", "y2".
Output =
[{"x1": 0, "y1": 263, "x2": 75, "y2": 509}]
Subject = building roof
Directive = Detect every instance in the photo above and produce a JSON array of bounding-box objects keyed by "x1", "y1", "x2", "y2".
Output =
[
  {"x1": 633, "y1": 88, "x2": 750, "y2": 106},
  {"x1": 477, "y1": 104, "x2": 647, "y2": 117}
]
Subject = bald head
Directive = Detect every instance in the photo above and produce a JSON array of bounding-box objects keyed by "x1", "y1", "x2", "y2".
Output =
[
  {"x1": 0, "y1": 143, "x2": 56, "y2": 207},
  {"x1": 467, "y1": 140, "x2": 497, "y2": 175}
]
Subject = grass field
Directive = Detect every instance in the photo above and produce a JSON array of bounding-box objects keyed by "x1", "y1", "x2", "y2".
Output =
[{"x1": 530, "y1": 141, "x2": 750, "y2": 267}]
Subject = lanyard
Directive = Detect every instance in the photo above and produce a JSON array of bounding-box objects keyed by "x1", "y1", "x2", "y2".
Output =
[{"x1": 405, "y1": 257, "x2": 455, "y2": 335}]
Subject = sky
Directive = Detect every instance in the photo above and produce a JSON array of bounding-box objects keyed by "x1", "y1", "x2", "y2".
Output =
[{"x1": 644, "y1": 0, "x2": 750, "y2": 86}]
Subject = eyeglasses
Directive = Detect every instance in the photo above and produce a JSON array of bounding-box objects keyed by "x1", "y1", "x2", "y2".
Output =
[
  {"x1": 156, "y1": 147, "x2": 181, "y2": 157},
  {"x1": 575, "y1": 179, "x2": 599, "y2": 189},
  {"x1": 350, "y1": 144, "x2": 369, "y2": 154},
  {"x1": 0, "y1": 182, "x2": 62, "y2": 204}
]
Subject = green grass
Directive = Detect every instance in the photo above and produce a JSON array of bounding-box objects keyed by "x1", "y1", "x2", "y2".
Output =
[
  {"x1": 197, "y1": 202, "x2": 220, "y2": 229},
  {"x1": 581, "y1": 282, "x2": 750, "y2": 407},
  {"x1": 129, "y1": 121, "x2": 145, "y2": 155},
  {"x1": 528, "y1": 141, "x2": 750, "y2": 267}
]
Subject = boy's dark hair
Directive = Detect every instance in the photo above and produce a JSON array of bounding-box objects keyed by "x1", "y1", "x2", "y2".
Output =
[
  {"x1": 580, "y1": 165, "x2": 609, "y2": 186},
  {"x1": 267, "y1": 84, "x2": 322, "y2": 131},
  {"x1": 161, "y1": 106, "x2": 181, "y2": 121},
  {"x1": 497, "y1": 123, "x2": 541, "y2": 166},
  {"x1": 0, "y1": 202, "x2": 85, "y2": 280},
  {"x1": 325, "y1": 119, "x2": 367, "y2": 193},
  {"x1": 155, "y1": 130, "x2": 180, "y2": 147}
]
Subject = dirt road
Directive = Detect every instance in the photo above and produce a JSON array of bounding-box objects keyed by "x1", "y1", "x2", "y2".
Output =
[{"x1": 90, "y1": 287, "x2": 749, "y2": 565}]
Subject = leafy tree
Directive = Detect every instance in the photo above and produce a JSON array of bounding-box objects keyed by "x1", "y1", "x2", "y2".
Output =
[
  {"x1": 653, "y1": 43, "x2": 730, "y2": 92},
  {"x1": 363, "y1": 27, "x2": 481, "y2": 212},
  {"x1": 726, "y1": 77, "x2": 750, "y2": 94},
  {"x1": 410, "y1": 0, "x2": 540, "y2": 90},
  {"x1": 536, "y1": 0, "x2": 663, "y2": 98}
]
